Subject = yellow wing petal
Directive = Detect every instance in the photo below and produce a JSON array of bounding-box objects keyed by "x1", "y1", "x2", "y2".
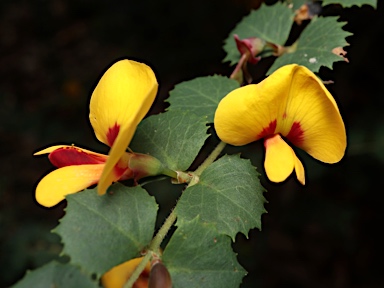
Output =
[
  {"x1": 35, "y1": 164, "x2": 104, "y2": 207},
  {"x1": 214, "y1": 84, "x2": 279, "y2": 146}
]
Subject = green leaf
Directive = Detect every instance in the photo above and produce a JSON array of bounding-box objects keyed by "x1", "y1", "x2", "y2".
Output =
[
  {"x1": 290, "y1": 0, "x2": 308, "y2": 10},
  {"x1": 130, "y1": 110, "x2": 209, "y2": 171},
  {"x1": 267, "y1": 16, "x2": 352, "y2": 75},
  {"x1": 322, "y1": 0, "x2": 377, "y2": 8},
  {"x1": 163, "y1": 217, "x2": 246, "y2": 288},
  {"x1": 176, "y1": 154, "x2": 267, "y2": 240},
  {"x1": 223, "y1": 2, "x2": 295, "y2": 65},
  {"x1": 54, "y1": 183, "x2": 158, "y2": 276},
  {"x1": 166, "y1": 75, "x2": 239, "y2": 123},
  {"x1": 11, "y1": 261, "x2": 98, "y2": 288}
]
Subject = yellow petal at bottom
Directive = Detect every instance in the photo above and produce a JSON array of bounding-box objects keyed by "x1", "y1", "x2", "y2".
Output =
[
  {"x1": 35, "y1": 164, "x2": 104, "y2": 207},
  {"x1": 264, "y1": 134, "x2": 305, "y2": 185},
  {"x1": 101, "y1": 257, "x2": 150, "y2": 288}
]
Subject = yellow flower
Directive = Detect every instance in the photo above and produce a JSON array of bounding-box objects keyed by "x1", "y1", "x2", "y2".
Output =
[
  {"x1": 34, "y1": 59, "x2": 158, "y2": 207},
  {"x1": 214, "y1": 64, "x2": 346, "y2": 184}
]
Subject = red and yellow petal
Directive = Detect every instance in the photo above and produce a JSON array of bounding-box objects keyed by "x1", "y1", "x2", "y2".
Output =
[
  {"x1": 35, "y1": 145, "x2": 108, "y2": 168},
  {"x1": 275, "y1": 65, "x2": 346, "y2": 163},
  {"x1": 35, "y1": 145, "x2": 108, "y2": 159},
  {"x1": 35, "y1": 164, "x2": 105, "y2": 207},
  {"x1": 264, "y1": 134, "x2": 305, "y2": 184},
  {"x1": 101, "y1": 257, "x2": 150, "y2": 288},
  {"x1": 89, "y1": 59, "x2": 158, "y2": 147},
  {"x1": 89, "y1": 59, "x2": 158, "y2": 195},
  {"x1": 214, "y1": 83, "x2": 280, "y2": 146}
]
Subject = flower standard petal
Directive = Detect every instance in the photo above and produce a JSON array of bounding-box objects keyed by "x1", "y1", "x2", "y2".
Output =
[
  {"x1": 89, "y1": 59, "x2": 158, "y2": 195},
  {"x1": 35, "y1": 164, "x2": 105, "y2": 208},
  {"x1": 276, "y1": 65, "x2": 346, "y2": 163},
  {"x1": 214, "y1": 76, "x2": 286, "y2": 145},
  {"x1": 89, "y1": 59, "x2": 158, "y2": 147}
]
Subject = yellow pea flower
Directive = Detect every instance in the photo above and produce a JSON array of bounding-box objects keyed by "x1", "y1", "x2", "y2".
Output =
[
  {"x1": 214, "y1": 64, "x2": 346, "y2": 184},
  {"x1": 34, "y1": 59, "x2": 158, "y2": 207}
]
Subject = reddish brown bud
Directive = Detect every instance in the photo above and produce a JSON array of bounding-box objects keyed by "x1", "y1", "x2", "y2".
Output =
[{"x1": 148, "y1": 261, "x2": 172, "y2": 288}]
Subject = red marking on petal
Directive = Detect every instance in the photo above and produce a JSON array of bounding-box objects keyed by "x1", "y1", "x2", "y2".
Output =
[
  {"x1": 282, "y1": 112, "x2": 287, "y2": 119},
  {"x1": 49, "y1": 147, "x2": 107, "y2": 168},
  {"x1": 111, "y1": 159, "x2": 134, "y2": 184},
  {"x1": 107, "y1": 123, "x2": 120, "y2": 146},
  {"x1": 257, "y1": 119, "x2": 277, "y2": 139},
  {"x1": 286, "y1": 121, "x2": 304, "y2": 146}
]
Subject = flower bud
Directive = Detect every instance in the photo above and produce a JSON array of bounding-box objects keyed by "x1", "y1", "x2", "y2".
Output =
[
  {"x1": 149, "y1": 261, "x2": 172, "y2": 288},
  {"x1": 128, "y1": 153, "x2": 166, "y2": 181}
]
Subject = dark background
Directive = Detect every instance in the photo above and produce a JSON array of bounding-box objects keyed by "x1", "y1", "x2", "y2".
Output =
[{"x1": 0, "y1": 0, "x2": 383, "y2": 287}]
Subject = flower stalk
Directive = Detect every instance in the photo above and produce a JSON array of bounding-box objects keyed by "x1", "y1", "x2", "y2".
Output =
[{"x1": 124, "y1": 140, "x2": 227, "y2": 287}]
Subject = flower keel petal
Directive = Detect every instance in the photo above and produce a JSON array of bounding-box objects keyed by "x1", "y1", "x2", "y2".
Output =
[{"x1": 264, "y1": 135, "x2": 299, "y2": 183}]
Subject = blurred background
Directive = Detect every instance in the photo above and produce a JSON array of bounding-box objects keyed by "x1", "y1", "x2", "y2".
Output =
[{"x1": 0, "y1": 0, "x2": 383, "y2": 287}]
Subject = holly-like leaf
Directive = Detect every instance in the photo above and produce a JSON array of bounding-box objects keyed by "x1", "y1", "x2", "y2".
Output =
[
  {"x1": 163, "y1": 217, "x2": 246, "y2": 288},
  {"x1": 267, "y1": 16, "x2": 352, "y2": 75},
  {"x1": 176, "y1": 154, "x2": 267, "y2": 240},
  {"x1": 130, "y1": 110, "x2": 209, "y2": 171},
  {"x1": 54, "y1": 183, "x2": 158, "y2": 276},
  {"x1": 322, "y1": 0, "x2": 376, "y2": 8},
  {"x1": 166, "y1": 75, "x2": 239, "y2": 123},
  {"x1": 223, "y1": 2, "x2": 295, "y2": 65},
  {"x1": 11, "y1": 261, "x2": 98, "y2": 288}
]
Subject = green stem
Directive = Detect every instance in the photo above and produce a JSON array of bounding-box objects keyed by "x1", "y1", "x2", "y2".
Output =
[
  {"x1": 161, "y1": 167, "x2": 178, "y2": 179},
  {"x1": 124, "y1": 141, "x2": 227, "y2": 287},
  {"x1": 149, "y1": 208, "x2": 177, "y2": 252},
  {"x1": 195, "y1": 141, "x2": 226, "y2": 176}
]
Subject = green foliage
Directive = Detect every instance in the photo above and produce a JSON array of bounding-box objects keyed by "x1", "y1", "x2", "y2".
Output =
[
  {"x1": 223, "y1": 2, "x2": 294, "y2": 65},
  {"x1": 322, "y1": 0, "x2": 377, "y2": 8},
  {"x1": 12, "y1": 261, "x2": 98, "y2": 288},
  {"x1": 163, "y1": 217, "x2": 246, "y2": 288},
  {"x1": 167, "y1": 75, "x2": 240, "y2": 122},
  {"x1": 131, "y1": 110, "x2": 209, "y2": 171},
  {"x1": 54, "y1": 184, "x2": 158, "y2": 276},
  {"x1": 267, "y1": 16, "x2": 352, "y2": 74},
  {"x1": 176, "y1": 154, "x2": 267, "y2": 240},
  {"x1": 223, "y1": 1, "x2": 364, "y2": 75}
]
